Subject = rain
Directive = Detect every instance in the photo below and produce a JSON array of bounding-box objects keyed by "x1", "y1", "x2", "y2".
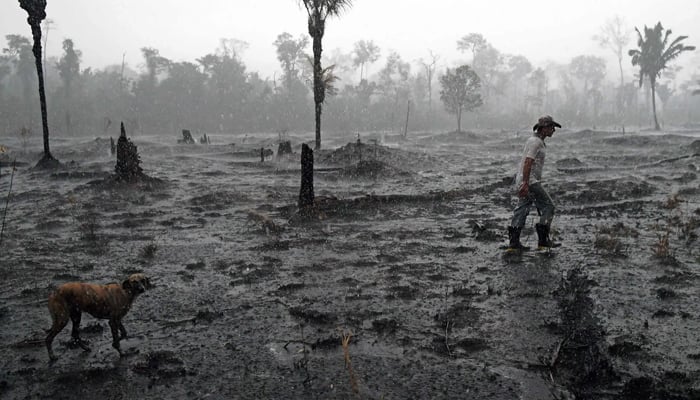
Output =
[{"x1": 1, "y1": 1, "x2": 700, "y2": 398}]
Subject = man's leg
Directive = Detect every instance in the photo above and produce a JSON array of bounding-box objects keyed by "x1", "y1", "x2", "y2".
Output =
[
  {"x1": 508, "y1": 196, "x2": 532, "y2": 249},
  {"x1": 511, "y1": 196, "x2": 532, "y2": 229},
  {"x1": 530, "y1": 183, "x2": 555, "y2": 226},
  {"x1": 530, "y1": 183, "x2": 558, "y2": 247}
]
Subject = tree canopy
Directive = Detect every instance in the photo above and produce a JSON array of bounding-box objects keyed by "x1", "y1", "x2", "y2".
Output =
[
  {"x1": 300, "y1": 0, "x2": 352, "y2": 149},
  {"x1": 439, "y1": 65, "x2": 482, "y2": 132},
  {"x1": 629, "y1": 22, "x2": 695, "y2": 130}
]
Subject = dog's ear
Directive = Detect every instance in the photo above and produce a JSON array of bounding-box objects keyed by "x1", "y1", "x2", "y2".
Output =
[{"x1": 122, "y1": 279, "x2": 132, "y2": 291}]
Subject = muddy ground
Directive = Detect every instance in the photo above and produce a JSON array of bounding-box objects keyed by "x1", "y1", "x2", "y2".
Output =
[{"x1": 0, "y1": 127, "x2": 699, "y2": 399}]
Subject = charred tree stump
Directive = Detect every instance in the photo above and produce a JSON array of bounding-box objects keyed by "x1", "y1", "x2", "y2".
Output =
[
  {"x1": 115, "y1": 122, "x2": 143, "y2": 182},
  {"x1": 260, "y1": 147, "x2": 265, "y2": 163},
  {"x1": 179, "y1": 129, "x2": 195, "y2": 144},
  {"x1": 298, "y1": 143, "x2": 314, "y2": 208},
  {"x1": 110, "y1": 137, "x2": 115, "y2": 155},
  {"x1": 277, "y1": 141, "x2": 292, "y2": 159}
]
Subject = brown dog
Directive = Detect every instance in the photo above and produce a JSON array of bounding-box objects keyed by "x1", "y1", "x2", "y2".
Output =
[{"x1": 45, "y1": 273, "x2": 152, "y2": 361}]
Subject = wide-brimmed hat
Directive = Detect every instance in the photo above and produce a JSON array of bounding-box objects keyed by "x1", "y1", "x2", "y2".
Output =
[{"x1": 532, "y1": 115, "x2": 562, "y2": 131}]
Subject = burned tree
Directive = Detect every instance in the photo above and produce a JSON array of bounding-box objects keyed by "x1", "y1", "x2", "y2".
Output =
[
  {"x1": 18, "y1": 0, "x2": 58, "y2": 168},
  {"x1": 299, "y1": 0, "x2": 352, "y2": 150},
  {"x1": 115, "y1": 122, "x2": 143, "y2": 182},
  {"x1": 298, "y1": 143, "x2": 314, "y2": 208},
  {"x1": 277, "y1": 141, "x2": 293, "y2": 158},
  {"x1": 179, "y1": 129, "x2": 195, "y2": 144}
]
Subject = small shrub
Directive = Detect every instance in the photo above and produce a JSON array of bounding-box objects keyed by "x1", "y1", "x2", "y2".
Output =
[
  {"x1": 679, "y1": 217, "x2": 699, "y2": 243},
  {"x1": 594, "y1": 233, "x2": 626, "y2": 256},
  {"x1": 79, "y1": 211, "x2": 100, "y2": 243},
  {"x1": 213, "y1": 259, "x2": 229, "y2": 270},
  {"x1": 140, "y1": 243, "x2": 158, "y2": 259},
  {"x1": 593, "y1": 224, "x2": 629, "y2": 256},
  {"x1": 652, "y1": 230, "x2": 672, "y2": 259},
  {"x1": 663, "y1": 193, "x2": 683, "y2": 210}
]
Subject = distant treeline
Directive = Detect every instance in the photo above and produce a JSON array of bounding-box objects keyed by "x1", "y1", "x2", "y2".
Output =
[{"x1": 1, "y1": 30, "x2": 699, "y2": 139}]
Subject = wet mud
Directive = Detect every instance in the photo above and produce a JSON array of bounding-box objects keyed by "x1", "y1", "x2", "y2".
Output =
[{"x1": 1, "y1": 128, "x2": 699, "y2": 399}]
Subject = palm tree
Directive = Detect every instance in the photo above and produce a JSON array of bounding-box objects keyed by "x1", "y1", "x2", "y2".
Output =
[
  {"x1": 628, "y1": 22, "x2": 695, "y2": 130},
  {"x1": 18, "y1": 0, "x2": 58, "y2": 167},
  {"x1": 352, "y1": 40, "x2": 380, "y2": 83},
  {"x1": 299, "y1": 0, "x2": 352, "y2": 150}
]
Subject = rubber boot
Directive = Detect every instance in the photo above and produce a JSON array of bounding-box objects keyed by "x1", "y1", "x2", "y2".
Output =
[
  {"x1": 535, "y1": 223, "x2": 560, "y2": 249},
  {"x1": 507, "y1": 226, "x2": 526, "y2": 251}
]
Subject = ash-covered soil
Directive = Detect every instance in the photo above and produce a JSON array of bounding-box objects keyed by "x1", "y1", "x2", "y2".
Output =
[{"x1": 1, "y1": 128, "x2": 699, "y2": 399}]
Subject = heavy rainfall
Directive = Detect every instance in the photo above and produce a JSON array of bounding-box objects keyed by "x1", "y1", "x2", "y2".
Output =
[{"x1": 1, "y1": 0, "x2": 700, "y2": 399}]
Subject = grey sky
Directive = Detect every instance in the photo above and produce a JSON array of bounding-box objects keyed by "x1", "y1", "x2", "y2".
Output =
[{"x1": 2, "y1": 0, "x2": 699, "y2": 82}]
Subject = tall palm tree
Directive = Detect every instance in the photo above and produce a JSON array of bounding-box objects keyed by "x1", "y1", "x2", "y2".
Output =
[
  {"x1": 19, "y1": 0, "x2": 58, "y2": 167},
  {"x1": 299, "y1": 0, "x2": 352, "y2": 150},
  {"x1": 628, "y1": 22, "x2": 695, "y2": 130}
]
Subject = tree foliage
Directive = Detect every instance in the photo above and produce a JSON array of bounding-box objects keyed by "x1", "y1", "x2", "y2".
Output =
[
  {"x1": 273, "y1": 32, "x2": 308, "y2": 91},
  {"x1": 629, "y1": 22, "x2": 695, "y2": 130},
  {"x1": 594, "y1": 15, "x2": 631, "y2": 120},
  {"x1": 352, "y1": 39, "x2": 380, "y2": 82},
  {"x1": 3, "y1": 24, "x2": 700, "y2": 142},
  {"x1": 439, "y1": 65, "x2": 482, "y2": 132},
  {"x1": 299, "y1": 0, "x2": 352, "y2": 149},
  {"x1": 56, "y1": 38, "x2": 81, "y2": 133},
  {"x1": 56, "y1": 39, "x2": 81, "y2": 89}
]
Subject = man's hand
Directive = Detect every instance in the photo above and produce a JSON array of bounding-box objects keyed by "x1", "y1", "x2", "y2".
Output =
[
  {"x1": 519, "y1": 157, "x2": 534, "y2": 198},
  {"x1": 518, "y1": 181, "x2": 529, "y2": 198}
]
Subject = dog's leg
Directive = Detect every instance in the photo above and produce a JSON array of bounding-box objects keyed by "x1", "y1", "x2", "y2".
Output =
[
  {"x1": 69, "y1": 307, "x2": 90, "y2": 351},
  {"x1": 108, "y1": 319, "x2": 123, "y2": 356},
  {"x1": 46, "y1": 317, "x2": 68, "y2": 362},
  {"x1": 46, "y1": 297, "x2": 70, "y2": 362},
  {"x1": 118, "y1": 321, "x2": 128, "y2": 339}
]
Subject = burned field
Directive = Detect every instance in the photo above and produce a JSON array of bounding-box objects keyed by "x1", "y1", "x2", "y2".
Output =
[{"x1": 1, "y1": 128, "x2": 699, "y2": 399}]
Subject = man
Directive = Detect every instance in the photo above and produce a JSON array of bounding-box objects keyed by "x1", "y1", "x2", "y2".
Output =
[{"x1": 507, "y1": 115, "x2": 562, "y2": 251}]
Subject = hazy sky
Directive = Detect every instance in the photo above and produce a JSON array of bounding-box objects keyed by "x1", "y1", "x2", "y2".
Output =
[{"x1": 2, "y1": 0, "x2": 699, "y2": 82}]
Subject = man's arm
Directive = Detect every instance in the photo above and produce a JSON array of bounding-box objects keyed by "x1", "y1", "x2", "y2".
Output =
[{"x1": 518, "y1": 157, "x2": 534, "y2": 197}]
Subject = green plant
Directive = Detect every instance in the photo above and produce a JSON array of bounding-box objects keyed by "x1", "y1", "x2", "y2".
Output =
[
  {"x1": 594, "y1": 233, "x2": 626, "y2": 256},
  {"x1": 340, "y1": 329, "x2": 359, "y2": 396},
  {"x1": 67, "y1": 197, "x2": 105, "y2": 251},
  {"x1": 651, "y1": 230, "x2": 672, "y2": 259},
  {"x1": 593, "y1": 223, "x2": 632, "y2": 256}
]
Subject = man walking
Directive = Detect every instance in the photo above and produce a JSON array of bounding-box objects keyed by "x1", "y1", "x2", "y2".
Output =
[{"x1": 507, "y1": 115, "x2": 562, "y2": 251}]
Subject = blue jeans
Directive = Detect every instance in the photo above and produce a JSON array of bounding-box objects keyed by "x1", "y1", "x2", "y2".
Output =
[{"x1": 510, "y1": 182, "x2": 555, "y2": 229}]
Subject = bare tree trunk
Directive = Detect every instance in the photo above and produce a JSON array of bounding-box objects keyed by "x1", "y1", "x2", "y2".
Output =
[
  {"x1": 65, "y1": 83, "x2": 71, "y2": 135},
  {"x1": 315, "y1": 101, "x2": 322, "y2": 150},
  {"x1": 457, "y1": 109, "x2": 462, "y2": 133},
  {"x1": 403, "y1": 100, "x2": 410, "y2": 137},
  {"x1": 312, "y1": 34, "x2": 323, "y2": 150},
  {"x1": 28, "y1": 17, "x2": 55, "y2": 165},
  {"x1": 651, "y1": 80, "x2": 660, "y2": 130},
  {"x1": 617, "y1": 56, "x2": 625, "y2": 129}
]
